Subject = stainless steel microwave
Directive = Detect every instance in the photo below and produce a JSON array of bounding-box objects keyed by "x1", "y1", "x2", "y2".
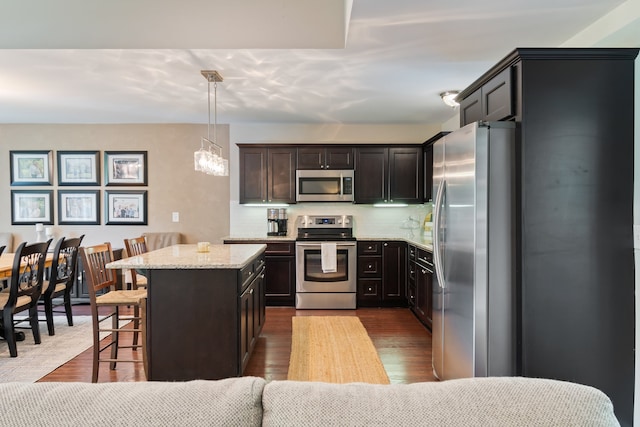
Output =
[{"x1": 296, "y1": 169, "x2": 354, "y2": 202}]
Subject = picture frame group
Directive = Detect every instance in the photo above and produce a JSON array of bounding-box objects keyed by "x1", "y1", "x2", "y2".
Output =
[{"x1": 9, "y1": 149, "x2": 149, "y2": 225}]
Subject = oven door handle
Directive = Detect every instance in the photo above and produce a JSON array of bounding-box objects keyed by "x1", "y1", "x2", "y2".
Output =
[{"x1": 296, "y1": 242, "x2": 356, "y2": 247}]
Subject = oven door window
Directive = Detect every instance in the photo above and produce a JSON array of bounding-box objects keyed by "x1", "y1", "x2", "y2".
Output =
[{"x1": 303, "y1": 249, "x2": 349, "y2": 282}]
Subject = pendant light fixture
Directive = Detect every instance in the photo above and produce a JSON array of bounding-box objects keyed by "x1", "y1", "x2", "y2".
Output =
[{"x1": 194, "y1": 70, "x2": 229, "y2": 176}]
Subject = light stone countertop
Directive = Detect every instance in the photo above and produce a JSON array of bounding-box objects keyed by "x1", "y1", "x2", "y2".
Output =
[
  {"x1": 106, "y1": 244, "x2": 266, "y2": 270},
  {"x1": 223, "y1": 234, "x2": 433, "y2": 252},
  {"x1": 222, "y1": 235, "x2": 295, "y2": 242}
]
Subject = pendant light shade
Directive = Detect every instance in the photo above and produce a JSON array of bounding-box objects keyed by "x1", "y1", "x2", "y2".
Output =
[{"x1": 194, "y1": 70, "x2": 228, "y2": 176}]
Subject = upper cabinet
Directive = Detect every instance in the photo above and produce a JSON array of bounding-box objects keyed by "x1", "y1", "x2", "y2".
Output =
[
  {"x1": 459, "y1": 66, "x2": 514, "y2": 127},
  {"x1": 239, "y1": 146, "x2": 297, "y2": 204},
  {"x1": 297, "y1": 146, "x2": 354, "y2": 169},
  {"x1": 422, "y1": 132, "x2": 448, "y2": 202},
  {"x1": 354, "y1": 146, "x2": 423, "y2": 204}
]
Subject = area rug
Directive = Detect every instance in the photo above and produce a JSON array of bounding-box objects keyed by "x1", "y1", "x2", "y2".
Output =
[
  {"x1": 0, "y1": 316, "x2": 96, "y2": 382},
  {"x1": 287, "y1": 316, "x2": 390, "y2": 384}
]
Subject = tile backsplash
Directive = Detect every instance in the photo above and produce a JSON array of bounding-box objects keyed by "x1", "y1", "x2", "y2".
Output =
[{"x1": 229, "y1": 201, "x2": 431, "y2": 238}]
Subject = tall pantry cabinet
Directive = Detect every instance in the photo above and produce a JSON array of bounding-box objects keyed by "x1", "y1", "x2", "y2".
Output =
[{"x1": 457, "y1": 48, "x2": 638, "y2": 426}]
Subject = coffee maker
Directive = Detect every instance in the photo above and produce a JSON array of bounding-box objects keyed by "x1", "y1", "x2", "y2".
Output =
[{"x1": 267, "y1": 208, "x2": 288, "y2": 236}]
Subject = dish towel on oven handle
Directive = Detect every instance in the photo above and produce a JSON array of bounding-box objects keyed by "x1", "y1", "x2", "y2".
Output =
[{"x1": 321, "y1": 242, "x2": 337, "y2": 273}]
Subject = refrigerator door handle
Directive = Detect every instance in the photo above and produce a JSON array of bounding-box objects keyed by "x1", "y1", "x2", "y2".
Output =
[{"x1": 433, "y1": 178, "x2": 446, "y2": 288}]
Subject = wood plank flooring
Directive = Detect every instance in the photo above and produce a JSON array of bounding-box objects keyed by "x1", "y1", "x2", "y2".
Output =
[{"x1": 36, "y1": 305, "x2": 436, "y2": 384}]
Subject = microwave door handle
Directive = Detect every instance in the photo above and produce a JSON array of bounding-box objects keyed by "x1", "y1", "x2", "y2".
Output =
[{"x1": 340, "y1": 172, "x2": 344, "y2": 197}]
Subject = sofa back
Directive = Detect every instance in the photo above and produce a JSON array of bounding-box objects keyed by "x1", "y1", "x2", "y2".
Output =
[
  {"x1": 0, "y1": 377, "x2": 265, "y2": 426},
  {"x1": 0, "y1": 376, "x2": 619, "y2": 426},
  {"x1": 262, "y1": 377, "x2": 620, "y2": 426}
]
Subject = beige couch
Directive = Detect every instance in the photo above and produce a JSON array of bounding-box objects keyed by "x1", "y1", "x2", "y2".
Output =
[{"x1": 0, "y1": 376, "x2": 619, "y2": 426}]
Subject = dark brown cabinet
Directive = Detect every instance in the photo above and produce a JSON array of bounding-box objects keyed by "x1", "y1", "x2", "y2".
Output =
[
  {"x1": 263, "y1": 242, "x2": 295, "y2": 306},
  {"x1": 459, "y1": 66, "x2": 514, "y2": 126},
  {"x1": 381, "y1": 241, "x2": 406, "y2": 305},
  {"x1": 238, "y1": 146, "x2": 296, "y2": 204},
  {"x1": 357, "y1": 241, "x2": 406, "y2": 307},
  {"x1": 297, "y1": 146, "x2": 354, "y2": 169},
  {"x1": 354, "y1": 146, "x2": 423, "y2": 204},
  {"x1": 422, "y1": 132, "x2": 448, "y2": 203},
  {"x1": 410, "y1": 246, "x2": 432, "y2": 329},
  {"x1": 239, "y1": 258, "x2": 266, "y2": 373},
  {"x1": 224, "y1": 240, "x2": 296, "y2": 306},
  {"x1": 456, "y1": 47, "x2": 638, "y2": 425}
]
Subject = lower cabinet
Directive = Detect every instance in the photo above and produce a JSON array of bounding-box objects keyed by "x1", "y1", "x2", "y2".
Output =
[
  {"x1": 224, "y1": 240, "x2": 296, "y2": 306},
  {"x1": 409, "y1": 245, "x2": 433, "y2": 329},
  {"x1": 240, "y1": 263, "x2": 266, "y2": 372},
  {"x1": 357, "y1": 241, "x2": 406, "y2": 307},
  {"x1": 263, "y1": 242, "x2": 295, "y2": 306}
]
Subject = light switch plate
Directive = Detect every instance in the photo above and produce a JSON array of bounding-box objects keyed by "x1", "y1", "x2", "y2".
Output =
[
  {"x1": 634, "y1": 224, "x2": 640, "y2": 249},
  {"x1": 172, "y1": 212, "x2": 179, "y2": 222}
]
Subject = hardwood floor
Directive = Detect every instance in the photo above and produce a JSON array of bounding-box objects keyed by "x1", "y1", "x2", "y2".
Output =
[{"x1": 37, "y1": 305, "x2": 436, "y2": 384}]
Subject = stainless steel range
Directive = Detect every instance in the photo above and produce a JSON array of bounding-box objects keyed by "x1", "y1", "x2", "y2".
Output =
[{"x1": 295, "y1": 215, "x2": 356, "y2": 309}]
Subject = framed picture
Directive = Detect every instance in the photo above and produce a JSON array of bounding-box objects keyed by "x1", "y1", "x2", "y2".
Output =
[
  {"x1": 10, "y1": 150, "x2": 53, "y2": 186},
  {"x1": 57, "y1": 151, "x2": 100, "y2": 185},
  {"x1": 105, "y1": 151, "x2": 147, "y2": 186},
  {"x1": 58, "y1": 190, "x2": 100, "y2": 225},
  {"x1": 11, "y1": 190, "x2": 54, "y2": 225},
  {"x1": 106, "y1": 190, "x2": 147, "y2": 225}
]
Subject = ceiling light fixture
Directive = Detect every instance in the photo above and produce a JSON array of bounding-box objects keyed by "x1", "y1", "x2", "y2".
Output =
[
  {"x1": 439, "y1": 91, "x2": 460, "y2": 108},
  {"x1": 194, "y1": 70, "x2": 228, "y2": 176}
]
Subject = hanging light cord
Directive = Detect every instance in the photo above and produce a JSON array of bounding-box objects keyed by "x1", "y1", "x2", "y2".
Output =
[{"x1": 204, "y1": 78, "x2": 222, "y2": 155}]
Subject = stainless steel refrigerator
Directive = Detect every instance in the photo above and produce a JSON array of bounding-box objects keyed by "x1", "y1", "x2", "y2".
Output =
[{"x1": 432, "y1": 121, "x2": 516, "y2": 380}]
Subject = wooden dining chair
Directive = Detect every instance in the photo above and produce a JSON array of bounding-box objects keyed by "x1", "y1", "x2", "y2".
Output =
[
  {"x1": 39, "y1": 235, "x2": 84, "y2": 336},
  {"x1": 123, "y1": 236, "x2": 148, "y2": 290},
  {"x1": 0, "y1": 245, "x2": 6, "y2": 290},
  {"x1": 0, "y1": 239, "x2": 52, "y2": 357},
  {"x1": 79, "y1": 242, "x2": 147, "y2": 382}
]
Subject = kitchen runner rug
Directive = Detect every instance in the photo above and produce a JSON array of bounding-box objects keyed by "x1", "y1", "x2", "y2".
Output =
[
  {"x1": 287, "y1": 316, "x2": 390, "y2": 384},
  {"x1": 0, "y1": 315, "x2": 120, "y2": 382}
]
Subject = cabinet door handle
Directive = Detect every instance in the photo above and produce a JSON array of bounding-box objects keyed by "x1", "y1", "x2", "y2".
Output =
[
  {"x1": 250, "y1": 288, "x2": 254, "y2": 294},
  {"x1": 384, "y1": 243, "x2": 388, "y2": 247}
]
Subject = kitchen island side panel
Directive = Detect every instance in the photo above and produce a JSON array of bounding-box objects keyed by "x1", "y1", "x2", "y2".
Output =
[{"x1": 146, "y1": 268, "x2": 239, "y2": 381}]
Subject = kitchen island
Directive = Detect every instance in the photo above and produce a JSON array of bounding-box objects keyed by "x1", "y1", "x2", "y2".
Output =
[{"x1": 106, "y1": 243, "x2": 266, "y2": 381}]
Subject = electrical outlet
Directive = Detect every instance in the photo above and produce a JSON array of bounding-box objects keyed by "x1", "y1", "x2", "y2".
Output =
[
  {"x1": 634, "y1": 224, "x2": 640, "y2": 249},
  {"x1": 172, "y1": 212, "x2": 179, "y2": 223}
]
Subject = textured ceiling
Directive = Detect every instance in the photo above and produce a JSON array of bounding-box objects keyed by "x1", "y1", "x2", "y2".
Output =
[{"x1": 0, "y1": 0, "x2": 635, "y2": 125}]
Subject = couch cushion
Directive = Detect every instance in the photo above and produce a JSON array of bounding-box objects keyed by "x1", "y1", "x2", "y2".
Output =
[
  {"x1": 0, "y1": 377, "x2": 265, "y2": 427},
  {"x1": 262, "y1": 377, "x2": 619, "y2": 426}
]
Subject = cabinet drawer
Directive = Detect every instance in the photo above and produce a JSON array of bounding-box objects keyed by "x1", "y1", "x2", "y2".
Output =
[
  {"x1": 358, "y1": 241, "x2": 382, "y2": 255},
  {"x1": 240, "y1": 254, "x2": 266, "y2": 290},
  {"x1": 265, "y1": 242, "x2": 295, "y2": 255},
  {"x1": 358, "y1": 256, "x2": 382, "y2": 277},
  {"x1": 415, "y1": 248, "x2": 432, "y2": 267},
  {"x1": 408, "y1": 245, "x2": 417, "y2": 261},
  {"x1": 358, "y1": 280, "x2": 380, "y2": 297}
]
